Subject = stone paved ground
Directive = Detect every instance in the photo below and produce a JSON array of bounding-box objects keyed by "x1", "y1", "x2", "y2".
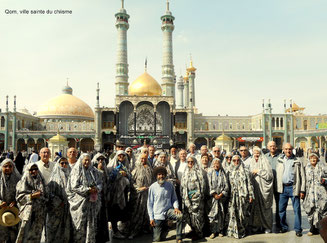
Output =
[{"x1": 112, "y1": 200, "x2": 325, "y2": 243}]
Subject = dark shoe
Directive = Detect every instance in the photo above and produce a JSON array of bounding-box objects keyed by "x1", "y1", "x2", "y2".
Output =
[
  {"x1": 185, "y1": 231, "x2": 194, "y2": 238},
  {"x1": 279, "y1": 228, "x2": 288, "y2": 233},
  {"x1": 296, "y1": 231, "x2": 302, "y2": 237}
]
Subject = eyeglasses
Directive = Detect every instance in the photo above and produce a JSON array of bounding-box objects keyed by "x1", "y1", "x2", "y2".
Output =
[
  {"x1": 240, "y1": 150, "x2": 247, "y2": 152},
  {"x1": 213, "y1": 150, "x2": 220, "y2": 153},
  {"x1": 60, "y1": 162, "x2": 69, "y2": 165},
  {"x1": 226, "y1": 157, "x2": 232, "y2": 159},
  {"x1": 29, "y1": 168, "x2": 38, "y2": 172}
]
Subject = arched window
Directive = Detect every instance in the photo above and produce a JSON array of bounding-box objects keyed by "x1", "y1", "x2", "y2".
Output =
[
  {"x1": 204, "y1": 122, "x2": 209, "y2": 130},
  {"x1": 0, "y1": 116, "x2": 4, "y2": 127},
  {"x1": 280, "y1": 118, "x2": 284, "y2": 128}
]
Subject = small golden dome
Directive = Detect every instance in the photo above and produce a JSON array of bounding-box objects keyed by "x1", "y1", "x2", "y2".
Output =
[
  {"x1": 49, "y1": 133, "x2": 67, "y2": 143},
  {"x1": 37, "y1": 86, "x2": 94, "y2": 120},
  {"x1": 187, "y1": 60, "x2": 197, "y2": 72},
  {"x1": 128, "y1": 72, "x2": 162, "y2": 96},
  {"x1": 216, "y1": 134, "x2": 232, "y2": 141}
]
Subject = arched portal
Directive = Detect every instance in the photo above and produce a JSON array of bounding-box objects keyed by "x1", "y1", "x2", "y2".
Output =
[
  {"x1": 194, "y1": 137, "x2": 207, "y2": 150},
  {"x1": 119, "y1": 101, "x2": 134, "y2": 136},
  {"x1": 80, "y1": 138, "x2": 94, "y2": 152},
  {"x1": 157, "y1": 101, "x2": 171, "y2": 136}
]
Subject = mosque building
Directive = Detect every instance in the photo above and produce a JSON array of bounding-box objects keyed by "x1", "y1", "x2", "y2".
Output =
[{"x1": 1, "y1": 1, "x2": 327, "y2": 155}]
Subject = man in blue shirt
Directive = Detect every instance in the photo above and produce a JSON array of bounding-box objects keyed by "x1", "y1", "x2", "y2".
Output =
[
  {"x1": 276, "y1": 143, "x2": 305, "y2": 237},
  {"x1": 147, "y1": 166, "x2": 183, "y2": 242}
]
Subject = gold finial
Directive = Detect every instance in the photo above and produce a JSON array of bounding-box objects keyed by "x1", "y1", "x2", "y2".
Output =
[
  {"x1": 66, "y1": 78, "x2": 69, "y2": 86},
  {"x1": 187, "y1": 55, "x2": 197, "y2": 72},
  {"x1": 121, "y1": 0, "x2": 124, "y2": 9},
  {"x1": 145, "y1": 57, "x2": 147, "y2": 72},
  {"x1": 166, "y1": 0, "x2": 169, "y2": 11}
]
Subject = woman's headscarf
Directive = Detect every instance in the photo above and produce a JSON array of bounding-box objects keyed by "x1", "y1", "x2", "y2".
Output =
[
  {"x1": 222, "y1": 152, "x2": 233, "y2": 170},
  {"x1": 48, "y1": 157, "x2": 71, "y2": 200},
  {"x1": 92, "y1": 152, "x2": 108, "y2": 173},
  {"x1": 70, "y1": 153, "x2": 98, "y2": 188},
  {"x1": 16, "y1": 162, "x2": 47, "y2": 220},
  {"x1": 0, "y1": 158, "x2": 21, "y2": 203},
  {"x1": 125, "y1": 147, "x2": 136, "y2": 171},
  {"x1": 181, "y1": 156, "x2": 205, "y2": 207}
]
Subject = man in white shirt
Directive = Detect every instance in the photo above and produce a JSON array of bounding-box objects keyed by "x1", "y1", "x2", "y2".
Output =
[
  {"x1": 36, "y1": 147, "x2": 55, "y2": 184},
  {"x1": 67, "y1": 147, "x2": 78, "y2": 168},
  {"x1": 174, "y1": 149, "x2": 188, "y2": 210},
  {"x1": 169, "y1": 146, "x2": 178, "y2": 169},
  {"x1": 29, "y1": 150, "x2": 39, "y2": 163}
]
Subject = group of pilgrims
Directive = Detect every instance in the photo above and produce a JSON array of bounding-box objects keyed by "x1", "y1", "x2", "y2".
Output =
[{"x1": 0, "y1": 140, "x2": 327, "y2": 243}]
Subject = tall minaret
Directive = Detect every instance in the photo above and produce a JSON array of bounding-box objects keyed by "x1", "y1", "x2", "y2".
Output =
[
  {"x1": 115, "y1": 0, "x2": 130, "y2": 96},
  {"x1": 94, "y1": 83, "x2": 102, "y2": 151},
  {"x1": 183, "y1": 71, "x2": 189, "y2": 108},
  {"x1": 176, "y1": 76, "x2": 184, "y2": 108},
  {"x1": 187, "y1": 59, "x2": 196, "y2": 109},
  {"x1": 161, "y1": 0, "x2": 176, "y2": 97}
]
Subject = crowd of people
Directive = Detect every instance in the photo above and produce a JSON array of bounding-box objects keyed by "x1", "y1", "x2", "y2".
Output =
[{"x1": 0, "y1": 140, "x2": 327, "y2": 243}]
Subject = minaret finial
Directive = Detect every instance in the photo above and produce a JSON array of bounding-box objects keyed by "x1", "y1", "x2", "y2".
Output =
[
  {"x1": 6, "y1": 95, "x2": 8, "y2": 112},
  {"x1": 166, "y1": 0, "x2": 169, "y2": 11},
  {"x1": 122, "y1": 0, "x2": 124, "y2": 9},
  {"x1": 96, "y1": 82, "x2": 100, "y2": 107},
  {"x1": 145, "y1": 57, "x2": 147, "y2": 72},
  {"x1": 14, "y1": 95, "x2": 16, "y2": 112},
  {"x1": 66, "y1": 78, "x2": 69, "y2": 86}
]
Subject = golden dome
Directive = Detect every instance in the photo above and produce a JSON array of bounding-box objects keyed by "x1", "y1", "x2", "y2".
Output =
[
  {"x1": 216, "y1": 134, "x2": 232, "y2": 141},
  {"x1": 37, "y1": 85, "x2": 94, "y2": 120},
  {"x1": 129, "y1": 72, "x2": 162, "y2": 96},
  {"x1": 49, "y1": 133, "x2": 67, "y2": 143},
  {"x1": 187, "y1": 60, "x2": 197, "y2": 72}
]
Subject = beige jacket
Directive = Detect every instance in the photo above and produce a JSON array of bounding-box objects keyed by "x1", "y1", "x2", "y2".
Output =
[{"x1": 276, "y1": 155, "x2": 306, "y2": 196}]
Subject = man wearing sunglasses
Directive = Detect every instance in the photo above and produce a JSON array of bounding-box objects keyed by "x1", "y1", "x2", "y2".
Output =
[
  {"x1": 212, "y1": 146, "x2": 224, "y2": 161},
  {"x1": 239, "y1": 146, "x2": 250, "y2": 163}
]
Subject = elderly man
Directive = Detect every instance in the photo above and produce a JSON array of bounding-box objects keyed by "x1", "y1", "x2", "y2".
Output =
[
  {"x1": 174, "y1": 149, "x2": 188, "y2": 210},
  {"x1": 265, "y1": 141, "x2": 281, "y2": 231},
  {"x1": 187, "y1": 143, "x2": 199, "y2": 159},
  {"x1": 67, "y1": 147, "x2": 78, "y2": 168},
  {"x1": 109, "y1": 141, "x2": 125, "y2": 161},
  {"x1": 212, "y1": 146, "x2": 224, "y2": 161},
  {"x1": 169, "y1": 146, "x2": 178, "y2": 169},
  {"x1": 147, "y1": 167, "x2": 183, "y2": 243},
  {"x1": 36, "y1": 147, "x2": 55, "y2": 184},
  {"x1": 276, "y1": 143, "x2": 305, "y2": 237},
  {"x1": 148, "y1": 145, "x2": 156, "y2": 167},
  {"x1": 239, "y1": 146, "x2": 250, "y2": 163}
]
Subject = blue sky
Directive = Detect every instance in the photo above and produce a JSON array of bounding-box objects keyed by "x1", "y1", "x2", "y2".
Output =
[{"x1": 0, "y1": 0, "x2": 326, "y2": 116}]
